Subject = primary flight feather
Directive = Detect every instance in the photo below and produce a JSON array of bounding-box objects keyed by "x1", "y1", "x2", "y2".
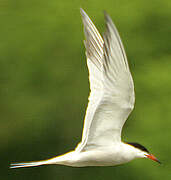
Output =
[{"x1": 10, "y1": 8, "x2": 160, "y2": 169}]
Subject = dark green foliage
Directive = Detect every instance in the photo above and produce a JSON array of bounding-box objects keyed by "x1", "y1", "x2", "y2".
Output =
[{"x1": 1, "y1": 0, "x2": 171, "y2": 179}]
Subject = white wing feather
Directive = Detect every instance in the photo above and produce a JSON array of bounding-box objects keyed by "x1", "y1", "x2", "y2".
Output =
[
  {"x1": 76, "y1": 9, "x2": 104, "y2": 151},
  {"x1": 77, "y1": 9, "x2": 135, "y2": 151}
]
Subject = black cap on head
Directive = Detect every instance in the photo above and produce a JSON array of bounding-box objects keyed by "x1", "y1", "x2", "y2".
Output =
[{"x1": 127, "y1": 142, "x2": 149, "y2": 153}]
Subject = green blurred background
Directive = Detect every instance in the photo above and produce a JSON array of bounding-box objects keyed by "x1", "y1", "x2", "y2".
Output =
[{"x1": 1, "y1": 0, "x2": 171, "y2": 179}]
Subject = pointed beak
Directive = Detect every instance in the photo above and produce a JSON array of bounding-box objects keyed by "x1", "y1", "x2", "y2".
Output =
[{"x1": 146, "y1": 154, "x2": 161, "y2": 164}]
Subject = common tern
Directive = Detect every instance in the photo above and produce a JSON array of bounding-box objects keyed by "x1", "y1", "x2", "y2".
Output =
[{"x1": 10, "y1": 8, "x2": 160, "y2": 169}]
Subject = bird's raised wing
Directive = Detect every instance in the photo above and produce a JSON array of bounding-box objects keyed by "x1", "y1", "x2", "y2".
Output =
[
  {"x1": 76, "y1": 9, "x2": 135, "y2": 151},
  {"x1": 76, "y1": 9, "x2": 104, "y2": 151}
]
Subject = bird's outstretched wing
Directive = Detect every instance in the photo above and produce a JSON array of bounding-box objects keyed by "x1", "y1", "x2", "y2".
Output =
[{"x1": 76, "y1": 9, "x2": 135, "y2": 151}]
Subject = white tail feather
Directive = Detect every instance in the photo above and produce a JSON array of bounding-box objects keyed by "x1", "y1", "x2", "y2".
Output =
[
  {"x1": 10, "y1": 151, "x2": 76, "y2": 169},
  {"x1": 10, "y1": 160, "x2": 51, "y2": 169}
]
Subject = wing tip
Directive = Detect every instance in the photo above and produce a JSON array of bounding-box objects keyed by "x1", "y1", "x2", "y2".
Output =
[
  {"x1": 104, "y1": 10, "x2": 109, "y2": 21},
  {"x1": 104, "y1": 11, "x2": 115, "y2": 30},
  {"x1": 80, "y1": 8, "x2": 84, "y2": 14},
  {"x1": 80, "y1": 8, "x2": 87, "y2": 19}
]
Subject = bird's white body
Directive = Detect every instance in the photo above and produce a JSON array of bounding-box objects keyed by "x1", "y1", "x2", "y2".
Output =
[
  {"x1": 10, "y1": 9, "x2": 158, "y2": 169},
  {"x1": 55, "y1": 143, "x2": 144, "y2": 167},
  {"x1": 12, "y1": 142, "x2": 145, "y2": 168}
]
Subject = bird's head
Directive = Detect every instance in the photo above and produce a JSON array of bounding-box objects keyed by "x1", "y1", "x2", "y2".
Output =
[{"x1": 127, "y1": 142, "x2": 161, "y2": 164}]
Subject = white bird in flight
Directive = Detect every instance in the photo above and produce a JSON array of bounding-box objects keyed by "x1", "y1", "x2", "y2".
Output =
[{"x1": 10, "y1": 8, "x2": 160, "y2": 169}]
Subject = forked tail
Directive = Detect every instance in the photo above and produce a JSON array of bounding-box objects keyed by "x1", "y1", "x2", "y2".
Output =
[
  {"x1": 10, "y1": 151, "x2": 75, "y2": 169},
  {"x1": 10, "y1": 160, "x2": 49, "y2": 168}
]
